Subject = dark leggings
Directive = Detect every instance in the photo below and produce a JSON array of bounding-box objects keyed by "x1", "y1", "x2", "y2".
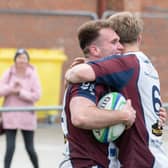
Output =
[{"x1": 4, "y1": 129, "x2": 39, "y2": 168}]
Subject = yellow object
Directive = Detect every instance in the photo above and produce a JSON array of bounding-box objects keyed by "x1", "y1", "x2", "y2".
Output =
[{"x1": 0, "y1": 48, "x2": 67, "y2": 120}]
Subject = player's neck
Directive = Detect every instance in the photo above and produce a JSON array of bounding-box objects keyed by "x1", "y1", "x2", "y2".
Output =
[{"x1": 123, "y1": 43, "x2": 140, "y2": 53}]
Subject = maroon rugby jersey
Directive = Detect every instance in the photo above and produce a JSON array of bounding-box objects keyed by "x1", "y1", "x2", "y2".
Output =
[
  {"x1": 61, "y1": 82, "x2": 112, "y2": 167},
  {"x1": 88, "y1": 52, "x2": 168, "y2": 167}
]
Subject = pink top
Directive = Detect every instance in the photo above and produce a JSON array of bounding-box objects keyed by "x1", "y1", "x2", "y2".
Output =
[{"x1": 0, "y1": 64, "x2": 41, "y2": 130}]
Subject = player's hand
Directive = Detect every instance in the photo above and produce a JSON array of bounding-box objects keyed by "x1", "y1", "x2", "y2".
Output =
[
  {"x1": 64, "y1": 57, "x2": 86, "y2": 88},
  {"x1": 159, "y1": 107, "x2": 168, "y2": 128},
  {"x1": 122, "y1": 99, "x2": 136, "y2": 129},
  {"x1": 70, "y1": 57, "x2": 86, "y2": 68}
]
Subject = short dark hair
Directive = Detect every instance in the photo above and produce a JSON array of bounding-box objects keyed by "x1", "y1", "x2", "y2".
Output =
[
  {"x1": 78, "y1": 20, "x2": 112, "y2": 54},
  {"x1": 14, "y1": 48, "x2": 30, "y2": 62}
]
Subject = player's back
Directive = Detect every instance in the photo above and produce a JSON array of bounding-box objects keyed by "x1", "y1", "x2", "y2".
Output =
[
  {"x1": 88, "y1": 52, "x2": 168, "y2": 167},
  {"x1": 130, "y1": 51, "x2": 168, "y2": 168}
]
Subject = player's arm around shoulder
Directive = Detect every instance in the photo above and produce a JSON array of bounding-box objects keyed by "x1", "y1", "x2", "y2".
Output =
[
  {"x1": 69, "y1": 96, "x2": 136, "y2": 130},
  {"x1": 65, "y1": 63, "x2": 95, "y2": 83}
]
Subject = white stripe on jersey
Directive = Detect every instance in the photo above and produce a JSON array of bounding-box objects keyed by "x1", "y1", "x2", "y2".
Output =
[
  {"x1": 61, "y1": 88, "x2": 68, "y2": 136},
  {"x1": 60, "y1": 88, "x2": 73, "y2": 167}
]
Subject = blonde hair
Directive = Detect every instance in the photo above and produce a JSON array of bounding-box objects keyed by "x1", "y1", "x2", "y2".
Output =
[{"x1": 108, "y1": 11, "x2": 143, "y2": 43}]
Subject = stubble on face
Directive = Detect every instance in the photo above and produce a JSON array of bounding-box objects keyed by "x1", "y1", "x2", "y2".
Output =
[{"x1": 94, "y1": 28, "x2": 123, "y2": 58}]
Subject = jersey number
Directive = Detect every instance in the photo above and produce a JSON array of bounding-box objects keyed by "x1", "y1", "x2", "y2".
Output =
[{"x1": 152, "y1": 85, "x2": 161, "y2": 115}]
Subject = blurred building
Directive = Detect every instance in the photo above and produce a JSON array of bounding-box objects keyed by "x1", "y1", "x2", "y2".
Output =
[{"x1": 0, "y1": 0, "x2": 168, "y2": 102}]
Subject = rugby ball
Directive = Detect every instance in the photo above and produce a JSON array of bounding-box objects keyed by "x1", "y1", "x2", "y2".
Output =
[{"x1": 92, "y1": 92, "x2": 126, "y2": 143}]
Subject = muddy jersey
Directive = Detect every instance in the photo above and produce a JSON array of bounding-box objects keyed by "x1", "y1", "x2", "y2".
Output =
[
  {"x1": 61, "y1": 83, "x2": 120, "y2": 168},
  {"x1": 88, "y1": 51, "x2": 168, "y2": 168}
]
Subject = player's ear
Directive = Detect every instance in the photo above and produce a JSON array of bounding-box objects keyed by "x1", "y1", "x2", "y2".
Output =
[{"x1": 89, "y1": 45, "x2": 100, "y2": 56}]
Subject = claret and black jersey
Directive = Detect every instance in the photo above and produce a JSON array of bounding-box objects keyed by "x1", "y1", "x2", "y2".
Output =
[
  {"x1": 61, "y1": 82, "x2": 118, "y2": 167},
  {"x1": 88, "y1": 51, "x2": 168, "y2": 168}
]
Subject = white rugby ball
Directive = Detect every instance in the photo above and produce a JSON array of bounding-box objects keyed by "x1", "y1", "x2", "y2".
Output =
[{"x1": 92, "y1": 92, "x2": 126, "y2": 143}]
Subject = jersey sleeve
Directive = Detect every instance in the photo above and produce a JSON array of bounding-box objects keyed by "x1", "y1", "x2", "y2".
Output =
[
  {"x1": 88, "y1": 55, "x2": 135, "y2": 90},
  {"x1": 70, "y1": 82, "x2": 97, "y2": 104}
]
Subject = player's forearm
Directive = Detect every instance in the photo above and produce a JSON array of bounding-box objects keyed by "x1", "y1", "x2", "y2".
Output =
[
  {"x1": 71, "y1": 107, "x2": 127, "y2": 130},
  {"x1": 65, "y1": 64, "x2": 96, "y2": 83},
  {"x1": 65, "y1": 68, "x2": 82, "y2": 83},
  {"x1": 70, "y1": 98, "x2": 126, "y2": 130}
]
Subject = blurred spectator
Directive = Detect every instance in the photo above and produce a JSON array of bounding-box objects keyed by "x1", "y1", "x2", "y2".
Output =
[{"x1": 0, "y1": 48, "x2": 41, "y2": 168}]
